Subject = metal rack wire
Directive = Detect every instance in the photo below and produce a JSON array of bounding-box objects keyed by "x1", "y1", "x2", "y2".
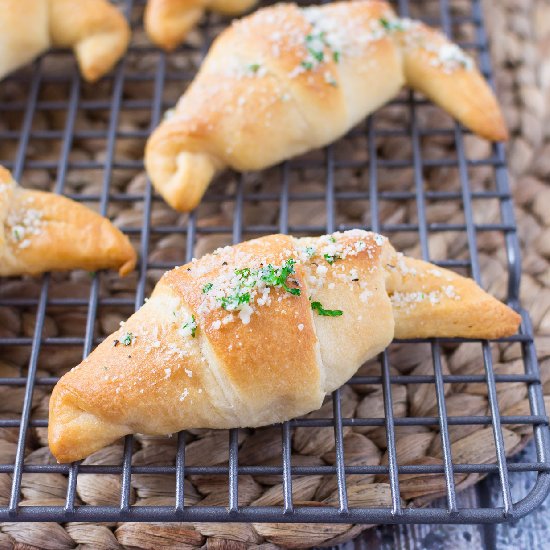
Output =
[{"x1": 0, "y1": 0, "x2": 548, "y2": 525}]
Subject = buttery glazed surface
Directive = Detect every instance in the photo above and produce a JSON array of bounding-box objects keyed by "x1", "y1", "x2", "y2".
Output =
[
  {"x1": 145, "y1": 0, "x2": 508, "y2": 212},
  {"x1": 0, "y1": 167, "x2": 136, "y2": 277},
  {"x1": 48, "y1": 231, "x2": 519, "y2": 462},
  {"x1": 0, "y1": 0, "x2": 130, "y2": 82}
]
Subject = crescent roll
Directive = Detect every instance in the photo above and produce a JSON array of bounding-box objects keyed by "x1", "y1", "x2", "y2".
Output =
[
  {"x1": 48, "y1": 230, "x2": 520, "y2": 462},
  {"x1": 0, "y1": 0, "x2": 130, "y2": 82},
  {"x1": 145, "y1": 0, "x2": 257, "y2": 51},
  {"x1": 0, "y1": 167, "x2": 136, "y2": 277},
  {"x1": 145, "y1": 0, "x2": 508, "y2": 212}
]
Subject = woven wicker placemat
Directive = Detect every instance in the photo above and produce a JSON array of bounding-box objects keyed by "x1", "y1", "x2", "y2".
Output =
[{"x1": 0, "y1": 0, "x2": 548, "y2": 548}]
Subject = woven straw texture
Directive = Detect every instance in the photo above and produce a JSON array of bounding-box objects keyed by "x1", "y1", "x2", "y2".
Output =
[{"x1": 0, "y1": 0, "x2": 549, "y2": 547}]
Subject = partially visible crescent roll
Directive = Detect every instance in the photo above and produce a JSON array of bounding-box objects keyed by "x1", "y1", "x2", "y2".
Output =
[
  {"x1": 145, "y1": 0, "x2": 508, "y2": 212},
  {"x1": 48, "y1": 230, "x2": 520, "y2": 462},
  {"x1": 0, "y1": 0, "x2": 130, "y2": 82},
  {"x1": 0, "y1": 167, "x2": 136, "y2": 277},
  {"x1": 145, "y1": 0, "x2": 257, "y2": 51},
  {"x1": 49, "y1": 0, "x2": 131, "y2": 82},
  {"x1": 0, "y1": 0, "x2": 50, "y2": 80}
]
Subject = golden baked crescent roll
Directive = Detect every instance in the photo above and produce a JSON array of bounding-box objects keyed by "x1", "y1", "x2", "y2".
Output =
[
  {"x1": 0, "y1": 0, "x2": 130, "y2": 82},
  {"x1": 0, "y1": 167, "x2": 136, "y2": 277},
  {"x1": 145, "y1": 0, "x2": 257, "y2": 51},
  {"x1": 48, "y1": 230, "x2": 519, "y2": 462},
  {"x1": 145, "y1": 0, "x2": 508, "y2": 212}
]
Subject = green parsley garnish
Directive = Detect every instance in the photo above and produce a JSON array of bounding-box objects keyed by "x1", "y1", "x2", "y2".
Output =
[
  {"x1": 182, "y1": 314, "x2": 197, "y2": 338},
  {"x1": 311, "y1": 301, "x2": 343, "y2": 317},
  {"x1": 328, "y1": 236, "x2": 337, "y2": 243},
  {"x1": 324, "y1": 253, "x2": 339, "y2": 265},
  {"x1": 219, "y1": 292, "x2": 251, "y2": 311},
  {"x1": 12, "y1": 228, "x2": 22, "y2": 241},
  {"x1": 380, "y1": 17, "x2": 404, "y2": 31},
  {"x1": 308, "y1": 48, "x2": 324, "y2": 63},
  {"x1": 248, "y1": 63, "x2": 261, "y2": 74},
  {"x1": 259, "y1": 259, "x2": 301, "y2": 296},
  {"x1": 121, "y1": 332, "x2": 134, "y2": 346},
  {"x1": 218, "y1": 259, "x2": 301, "y2": 311},
  {"x1": 302, "y1": 31, "x2": 335, "y2": 70},
  {"x1": 202, "y1": 282, "x2": 213, "y2": 294},
  {"x1": 306, "y1": 31, "x2": 327, "y2": 42},
  {"x1": 235, "y1": 267, "x2": 253, "y2": 282},
  {"x1": 333, "y1": 51, "x2": 340, "y2": 63}
]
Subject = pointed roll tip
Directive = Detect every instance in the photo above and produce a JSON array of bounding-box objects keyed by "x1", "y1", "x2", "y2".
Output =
[
  {"x1": 108, "y1": 219, "x2": 138, "y2": 276},
  {"x1": 388, "y1": 256, "x2": 522, "y2": 340},
  {"x1": 75, "y1": 4, "x2": 131, "y2": 83},
  {"x1": 118, "y1": 257, "x2": 136, "y2": 277},
  {"x1": 48, "y1": 381, "x2": 127, "y2": 463},
  {"x1": 474, "y1": 107, "x2": 509, "y2": 143},
  {"x1": 488, "y1": 300, "x2": 522, "y2": 339},
  {"x1": 117, "y1": 239, "x2": 137, "y2": 276},
  {"x1": 490, "y1": 124, "x2": 509, "y2": 143}
]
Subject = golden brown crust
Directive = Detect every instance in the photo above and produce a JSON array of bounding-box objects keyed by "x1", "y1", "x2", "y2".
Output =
[
  {"x1": 49, "y1": 0, "x2": 131, "y2": 82},
  {"x1": 163, "y1": 235, "x2": 323, "y2": 408},
  {"x1": 386, "y1": 256, "x2": 521, "y2": 339},
  {"x1": 0, "y1": 0, "x2": 130, "y2": 82},
  {"x1": 145, "y1": 0, "x2": 257, "y2": 51},
  {"x1": 0, "y1": 166, "x2": 136, "y2": 277},
  {"x1": 48, "y1": 230, "x2": 519, "y2": 463},
  {"x1": 399, "y1": 23, "x2": 508, "y2": 142},
  {"x1": 0, "y1": 0, "x2": 50, "y2": 80},
  {"x1": 145, "y1": 0, "x2": 507, "y2": 213}
]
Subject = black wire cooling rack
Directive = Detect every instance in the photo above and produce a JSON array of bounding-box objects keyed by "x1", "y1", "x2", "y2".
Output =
[{"x1": 0, "y1": 0, "x2": 548, "y2": 525}]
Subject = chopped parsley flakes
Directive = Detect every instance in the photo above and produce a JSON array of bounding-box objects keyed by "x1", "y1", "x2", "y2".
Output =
[
  {"x1": 380, "y1": 17, "x2": 405, "y2": 32},
  {"x1": 121, "y1": 332, "x2": 134, "y2": 346},
  {"x1": 219, "y1": 291, "x2": 251, "y2": 311},
  {"x1": 311, "y1": 301, "x2": 343, "y2": 317},
  {"x1": 300, "y1": 31, "x2": 340, "y2": 73},
  {"x1": 202, "y1": 282, "x2": 213, "y2": 294},
  {"x1": 259, "y1": 259, "x2": 301, "y2": 296},
  {"x1": 248, "y1": 63, "x2": 261, "y2": 74},
  {"x1": 323, "y1": 253, "x2": 339, "y2": 265},
  {"x1": 217, "y1": 259, "x2": 301, "y2": 312},
  {"x1": 181, "y1": 314, "x2": 197, "y2": 338}
]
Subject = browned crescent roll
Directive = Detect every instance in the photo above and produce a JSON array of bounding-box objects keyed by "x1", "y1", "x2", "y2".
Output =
[
  {"x1": 145, "y1": 0, "x2": 508, "y2": 213},
  {"x1": 0, "y1": 0, "x2": 130, "y2": 82},
  {"x1": 48, "y1": 230, "x2": 520, "y2": 462},
  {"x1": 0, "y1": 167, "x2": 136, "y2": 277},
  {"x1": 145, "y1": 0, "x2": 257, "y2": 51}
]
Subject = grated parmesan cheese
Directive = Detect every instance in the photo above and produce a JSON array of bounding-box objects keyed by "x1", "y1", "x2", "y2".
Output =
[{"x1": 179, "y1": 388, "x2": 189, "y2": 402}]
